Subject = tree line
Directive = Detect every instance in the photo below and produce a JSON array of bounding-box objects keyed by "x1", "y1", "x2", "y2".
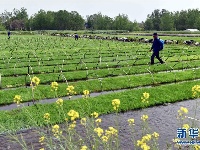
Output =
[
  {"x1": 144, "y1": 9, "x2": 200, "y2": 31},
  {"x1": 0, "y1": 8, "x2": 199, "y2": 31},
  {"x1": 0, "y1": 8, "x2": 140, "y2": 31}
]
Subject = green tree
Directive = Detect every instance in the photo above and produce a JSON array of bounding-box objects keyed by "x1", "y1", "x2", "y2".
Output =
[
  {"x1": 10, "y1": 7, "x2": 28, "y2": 30},
  {"x1": 160, "y1": 11, "x2": 174, "y2": 31},
  {"x1": 68, "y1": 11, "x2": 84, "y2": 30},
  {"x1": 176, "y1": 10, "x2": 188, "y2": 30},
  {"x1": 144, "y1": 16, "x2": 153, "y2": 30},
  {"x1": 113, "y1": 14, "x2": 130, "y2": 30},
  {"x1": 31, "y1": 10, "x2": 55, "y2": 30},
  {"x1": 151, "y1": 9, "x2": 161, "y2": 30}
]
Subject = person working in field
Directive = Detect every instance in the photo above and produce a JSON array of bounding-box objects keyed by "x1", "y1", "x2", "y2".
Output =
[
  {"x1": 8, "y1": 30, "x2": 11, "y2": 39},
  {"x1": 149, "y1": 33, "x2": 164, "y2": 65},
  {"x1": 75, "y1": 33, "x2": 79, "y2": 40}
]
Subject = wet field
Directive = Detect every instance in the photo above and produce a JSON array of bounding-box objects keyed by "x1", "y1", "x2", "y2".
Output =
[{"x1": 0, "y1": 98, "x2": 199, "y2": 150}]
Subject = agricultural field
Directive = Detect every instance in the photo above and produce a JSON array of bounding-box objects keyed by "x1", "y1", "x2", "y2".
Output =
[{"x1": 0, "y1": 34, "x2": 200, "y2": 149}]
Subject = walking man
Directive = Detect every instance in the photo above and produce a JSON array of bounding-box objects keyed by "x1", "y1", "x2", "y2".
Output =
[{"x1": 150, "y1": 33, "x2": 164, "y2": 65}]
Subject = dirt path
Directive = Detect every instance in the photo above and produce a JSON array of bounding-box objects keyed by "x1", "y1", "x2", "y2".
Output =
[{"x1": 0, "y1": 98, "x2": 199, "y2": 150}]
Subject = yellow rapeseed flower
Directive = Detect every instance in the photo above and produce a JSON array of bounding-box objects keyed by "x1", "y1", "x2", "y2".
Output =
[
  {"x1": 101, "y1": 136, "x2": 109, "y2": 142},
  {"x1": 182, "y1": 124, "x2": 190, "y2": 130},
  {"x1": 105, "y1": 127, "x2": 118, "y2": 137},
  {"x1": 143, "y1": 92, "x2": 150, "y2": 99},
  {"x1": 137, "y1": 140, "x2": 144, "y2": 147},
  {"x1": 192, "y1": 85, "x2": 200, "y2": 97},
  {"x1": 81, "y1": 118, "x2": 87, "y2": 126},
  {"x1": 94, "y1": 127, "x2": 104, "y2": 137},
  {"x1": 128, "y1": 119, "x2": 135, "y2": 125},
  {"x1": 194, "y1": 145, "x2": 200, "y2": 150},
  {"x1": 80, "y1": 145, "x2": 88, "y2": 150},
  {"x1": 141, "y1": 115, "x2": 148, "y2": 121},
  {"x1": 13, "y1": 95, "x2": 22, "y2": 106},
  {"x1": 67, "y1": 110, "x2": 79, "y2": 121},
  {"x1": 142, "y1": 134, "x2": 152, "y2": 142},
  {"x1": 140, "y1": 143, "x2": 150, "y2": 150},
  {"x1": 43, "y1": 113, "x2": 50, "y2": 121},
  {"x1": 67, "y1": 85, "x2": 74, "y2": 91},
  {"x1": 52, "y1": 124, "x2": 59, "y2": 133},
  {"x1": 141, "y1": 92, "x2": 150, "y2": 103},
  {"x1": 31, "y1": 76, "x2": 40, "y2": 86},
  {"x1": 112, "y1": 99, "x2": 120, "y2": 110},
  {"x1": 180, "y1": 107, "x2": 188, "y2": 113},
  {"x1": 39, "y1": 136, "x2": 45, "y2": 146},
  {"x1": 83, "y1": 90, "x2": 90, "y2": 99},
  {"x1": 91, "y1": 112, "x2": 99, "y2": 118},
  {"x1": 152, "y1": 132, "x2": 159, "y2": 138},
  {"x1": 68, "y1": 121, "x2": 76, "y2": 130},
  {"x1": 39, "y1": 136, "x2": 45, "y2": 143},
  {"x1": 51, "y1": 81, "x2": 59, "y2": 91},
  {"x1": 66, "y1": 85, "x2": 76, "y2": 96},
  {"x1": 52, "y1": 124, "x2": 62, "y2": 138},
  {"x1": 178, "y1": 107, "x2": 188, "y2": 117},
  {"x1": 56, "y1": 98, "x2": 63, "y2": 107},
  {"x1": 95, "y1": 118, "x2": 102, "y2": 126},
  {"x1": 137, "y1": 134, "x2": 152, "y2": 147}
]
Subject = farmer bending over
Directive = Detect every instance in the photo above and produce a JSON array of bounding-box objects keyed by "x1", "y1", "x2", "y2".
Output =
[
  {"x1": 75, "y1": 33, "x2": 79, "y2": 40},
  {"x1": 150, "y1": 33, "x2": 164, "y2": 65}
]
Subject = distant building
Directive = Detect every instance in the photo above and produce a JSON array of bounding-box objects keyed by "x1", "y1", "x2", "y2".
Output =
[{"x1": 185, "y1": 29, "x2": 199, "y2": 32}]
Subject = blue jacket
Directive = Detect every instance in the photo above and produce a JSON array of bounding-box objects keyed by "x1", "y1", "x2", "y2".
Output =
[{"x1": 151, "y1": 38, "x2": 163, "y2": 52}]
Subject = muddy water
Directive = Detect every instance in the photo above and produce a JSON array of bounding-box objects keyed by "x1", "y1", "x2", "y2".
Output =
[{"x1": 0, "y1": 99, "x2": 199, "y2": 150}]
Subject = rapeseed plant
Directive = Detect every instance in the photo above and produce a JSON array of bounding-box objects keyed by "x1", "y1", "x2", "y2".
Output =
[
  {"x1": 51, "y1": 81, "x2": 58, "y2": 91},
  {"x1": 83, "y1": 90, "x2": 90, "y2": 99},
  {"x1": 31, "y1": 76, "x2": 40, "y2": 88},
  {"x1": 56, "y1": 98, "x2": 63, "y2": 107},
  {"x1": 112, "y1": 99, "x2": 120, "y2": 110},
  {"x1": 141, "y1": 115, "x2": 149, "y2": 122},
  {"x1": 67, "y1": 110, "x2": 79, "y2": 121},
  {"x1": 66, "y1": 85, "x2": 76, "y2": 99},
  {"x1": 141, "y1": 92, "x2": 150, "y2": 103},
  {"x1": 13, "y1": 95, "x2": 22, "y2": 106},
  {"x1": 43, "y1": 113, "x2": 50, "y2": 122},
  {"x1": 91, "y1": 112, "x2": 99, "y2": 118}
]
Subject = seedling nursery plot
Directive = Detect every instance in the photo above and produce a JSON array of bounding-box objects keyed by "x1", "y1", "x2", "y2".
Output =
[{"x1": 0, "y1": 34, "x2": 200, "y2": 132}]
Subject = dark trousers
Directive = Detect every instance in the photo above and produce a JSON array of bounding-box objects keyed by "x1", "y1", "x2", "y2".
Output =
[{"x1": 151, "y1": 51, "x2": 164, "y2": 64}]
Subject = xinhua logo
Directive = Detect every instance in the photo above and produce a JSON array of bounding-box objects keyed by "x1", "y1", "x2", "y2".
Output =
[{"x1": 176, "y1": 128, "x2": 200, "y2": 145}]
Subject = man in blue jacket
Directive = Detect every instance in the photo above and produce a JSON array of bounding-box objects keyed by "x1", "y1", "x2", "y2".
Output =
[{"x1": 150, "y1": 33, "x2": 164, "y2": 65}]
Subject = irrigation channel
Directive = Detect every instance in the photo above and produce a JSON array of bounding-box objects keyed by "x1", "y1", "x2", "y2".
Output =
[{"x1": 0, "y1": 97, "x2": 199, "y2": 150}]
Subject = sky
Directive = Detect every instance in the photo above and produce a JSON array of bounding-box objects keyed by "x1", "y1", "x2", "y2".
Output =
[{"x1": 1, "y1": 0, "x2": 200, "y2": 22}]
